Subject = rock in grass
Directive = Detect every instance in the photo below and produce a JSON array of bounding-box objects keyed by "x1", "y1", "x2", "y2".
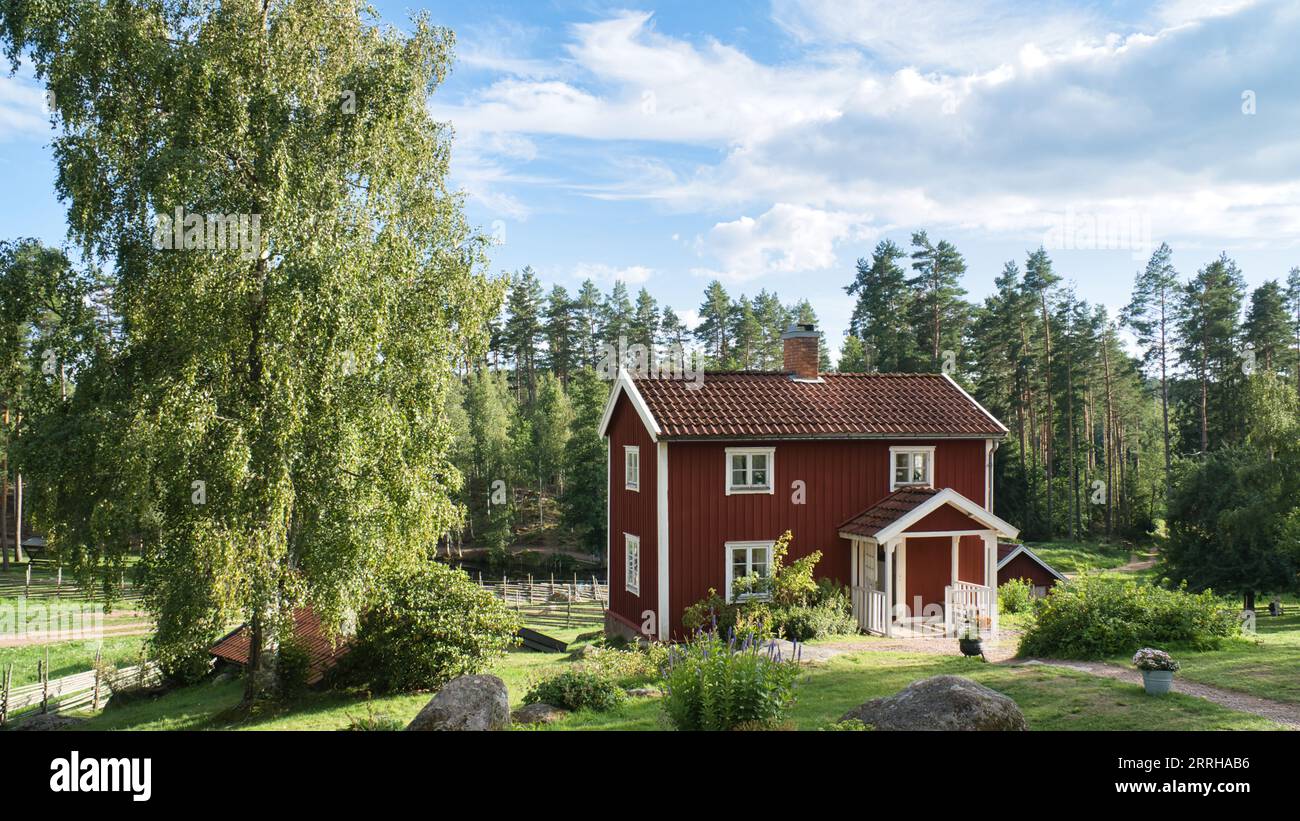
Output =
[
  {"x1": 406, "y1": 674, "x2": 510, "y2": 731},
  {"x1": 511, "y1": 702, "x2": 569, "y2": 725},
  {"x1": 840, "y1": 675, "x2": 1027, "y2": 731}
]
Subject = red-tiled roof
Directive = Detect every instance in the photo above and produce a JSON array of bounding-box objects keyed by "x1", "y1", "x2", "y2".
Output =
[
  {"x1": 209, "y1": 608, "x2": 350, "y2": 686},
  {"x1": 838, "y1": 487, "x2": 942, "y2": 538},
  {"x1": 632, "y1": 372, "x2": 1005, "y2": 439}
]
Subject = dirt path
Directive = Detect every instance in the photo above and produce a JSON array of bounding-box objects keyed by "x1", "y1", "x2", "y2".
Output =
[
  {"x1": 1010, "y1": 658, "x2": 1300, "y2": 729},
  {"x1": 0, "y1": 623, "x2": 154, "y2": 648}
]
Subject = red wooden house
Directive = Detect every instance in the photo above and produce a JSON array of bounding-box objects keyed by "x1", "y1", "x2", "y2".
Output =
[{"x1": 598, "y1": 323, "x2": 1021, "y2": 641}]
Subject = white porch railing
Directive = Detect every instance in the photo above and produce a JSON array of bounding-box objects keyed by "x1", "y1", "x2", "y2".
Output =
[
  {"x1": 944, "y1": 581, "x2": 994, "y2": 637},
  {"x1": 852, "y1": 586, "x2": 888, "y2": 636}
]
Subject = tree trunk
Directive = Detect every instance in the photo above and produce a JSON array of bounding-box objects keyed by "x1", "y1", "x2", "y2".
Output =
[
  {"x1": 1101, "y1": 339, "x2": 1116, "y2": 537},
  {"x1": 243, "y1": 615, "x2": 264, "y2": 704},
  {"x1": 1244, "y1": 591, "x2": 1255, "y2": 612},
  {"x1": 1040, "y1": 294, "x2": 1054, "y2": 536}
]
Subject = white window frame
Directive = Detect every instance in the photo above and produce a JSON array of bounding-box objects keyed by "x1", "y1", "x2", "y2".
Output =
[
  {"x1": 624, "y1": 445, "x2": 640, "y2": 491},
  {"x1": 725, "y1": 447, "x2": 775, "y2": 495},
  {"x1": 724, "y1": 540, "x2": 776, "y2": 603},
  {"x1": 624, "y1": 533, "x2": 640, "y2": 596},
  {"x1": 889, "y1": 445, "x2": 936, "y2": 491}
]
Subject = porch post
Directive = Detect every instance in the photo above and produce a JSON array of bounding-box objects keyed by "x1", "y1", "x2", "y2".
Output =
[
  {"x1": 950, "y1": 535, "x2": 959, "y2": 586},
  {"x1": 982, "y1": 531, "x2": 998, "y2": 634},
  {"x1": 883, "y1": 540, "x2": 895, "y2": 638}
]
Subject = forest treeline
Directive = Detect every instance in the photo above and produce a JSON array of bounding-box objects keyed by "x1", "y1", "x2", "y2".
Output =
[{"x1": 450, "y1": 233, "x2": 1300, "y2": 605}]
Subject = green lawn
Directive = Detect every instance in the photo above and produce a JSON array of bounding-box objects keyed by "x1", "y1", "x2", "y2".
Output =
[
  {"x1": 0, "y1": 634, "x2": 150, "y2": 687},
  {"x1": 1024, "y1": 539, "x2": 1134, "y2": 573},
  {"x1": 1104, "y1": 613, "x2": 1300, "y2": 706},
  {"x1": 78, "y1": 644, "x2": 1283, "y2": 731}
]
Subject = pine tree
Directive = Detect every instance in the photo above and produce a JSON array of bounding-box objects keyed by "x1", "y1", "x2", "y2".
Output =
[
  {"x1": 838, "y1": 335, "x2": 868, "y2": 373},
  {"x1": 629, "y1": 287, "x2": 660, "y2": 354},
  {"x1": 695, "y1": 280, "x2": 733, "y2": 366},
  {"x1": 1243, "y1": 280, "x2": 1292, "y2": 374},
  {"x1": 752, "y1": 289, "x2": 789, "y2": 369},
  {"x1": 1287, "y1": 267, "x2": 1300, "y2": 396},
  {"x1": 573, "y1": 279, "x2": 604, "y2": 369},
  {"x1": 561, "y1": 368, "x2": 609, "y2": 554},
  {"x1": 908, "y1": 231, "x2": 968, "y2": 369},
  {"x1": 1122, "y1": 242, "x2": 1180, "y2": 499},
  {"x1": 846, "y1": 239, "x2": 917, "y2": 371},
  {"x1": 601, "y1": 281, "x2": 634, "y2": 353},
  {"x1": 504, "y1": 267, "x2": 544, "y2": 404},
  {"x1": 1177, "y1": 253, "x2": 1246, "y2": 453},
  {"x1": 1023, "y1": 247, "x2": 1061, "y2": 533},
  {"x1": 659, "y1": 306, "x2": 689, "y2": 370},
  {"x1": 730, "y1": 295, "x2": 763, "y2": 370},
  {"x1": 543, "y1": 285, "x2": 576, "y2": 385},
  {"x1": 532, "y1": 372, "x2": 572, "y2": 521}
]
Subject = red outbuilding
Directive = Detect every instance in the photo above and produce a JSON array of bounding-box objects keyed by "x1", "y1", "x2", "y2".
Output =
[{"x1": 598, "y1": 323, "x2": 1022, "y2": 641}]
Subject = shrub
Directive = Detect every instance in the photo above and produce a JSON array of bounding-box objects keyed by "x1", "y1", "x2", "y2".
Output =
[
  {"x1": 660, "y1": 630, "x2": 801, "y2": 731},
  {"x1": 1018, "y1": 573, "x2": 1238, "y2": 659},
  {"x1": 339, "y1": 562, "x2": 522, "y2": 693},
  {"x1": 576, "y1": 642, "x2": 669, "y2": 688},
  {"x1": 998, "y1": 578, "x2": 1034, "y2": 615},
  {"x1": 771, "y1": 598, "x2": 856, "y2": 641},
  {"x1": 275, "y1": 636, "x2": 312, "y2": 700},
  {"x1": 524, "y1": 669, "x2": 625, "y2": 712}
]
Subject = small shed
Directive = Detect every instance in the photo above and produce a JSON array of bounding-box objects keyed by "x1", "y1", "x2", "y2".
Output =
[
  {"x1": 996, "y1": 543, "x2": 1065, "y2": 597},
  {"x1": 209, "y1": 608, "x2": 350, "y2": 685}
]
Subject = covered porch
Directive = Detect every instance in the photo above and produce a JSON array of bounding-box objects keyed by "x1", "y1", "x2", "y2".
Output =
[{"x1": 838, "y1": 487, "x2": 1020, "y2": 638}]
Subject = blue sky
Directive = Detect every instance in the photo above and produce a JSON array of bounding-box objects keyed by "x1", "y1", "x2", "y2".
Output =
[{"x1": 3, "y1": 0, "x2": 1299, "y2": 358}]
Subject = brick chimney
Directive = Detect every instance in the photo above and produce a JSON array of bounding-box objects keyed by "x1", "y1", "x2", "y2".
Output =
[{"x1": 781, "y1": 323, "x2": 820, "y2": 380}]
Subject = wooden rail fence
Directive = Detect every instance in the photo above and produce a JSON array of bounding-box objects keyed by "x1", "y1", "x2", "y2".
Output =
[
  {"x1": 473, "y1": 574, "x2": 607, "y2": 630},
  {"x1": 0, "y1": 564, "x2": 141, "y2": 603},
  {"x1": 0, "y1": 649, "x2": 160, "y2": 727}
]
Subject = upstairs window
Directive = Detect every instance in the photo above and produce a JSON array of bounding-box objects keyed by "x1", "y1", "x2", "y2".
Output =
[
  {"x1": 624, "y1": 445, "x2": 640, "y2": 491},
  {"x1": 725, "y1": 447, "x2": 775, "y2": 495},
  {"x1": 726, "y1": 541, "x2": 774, "y2": 602},
  {"x1": 890, "y1": 446, "x2": 935, "y2": 490}
]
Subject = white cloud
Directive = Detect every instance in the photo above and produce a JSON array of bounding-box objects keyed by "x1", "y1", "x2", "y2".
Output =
[
  {"x1": 572, "y1": 262, "x2": 655, "y2": 285},
  {"x1": 0, "y1": 73, "x2": 49, "y2": 140},
  {"x1": 692, "y1": 203, "x2": 873, "y2": 282}
]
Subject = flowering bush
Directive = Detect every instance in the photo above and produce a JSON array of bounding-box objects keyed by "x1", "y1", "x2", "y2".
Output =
[
  {"x1": 659, "y1": 629, "x2": 801, "y2": 731},
  {"x1": 1132, "y1": 647, "x2": 1180, "y2": 672}
]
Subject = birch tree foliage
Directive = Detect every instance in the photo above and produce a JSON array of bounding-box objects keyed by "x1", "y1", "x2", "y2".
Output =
[{"x1": 1, "y1": 0, "x2": 503, "y2": 675}]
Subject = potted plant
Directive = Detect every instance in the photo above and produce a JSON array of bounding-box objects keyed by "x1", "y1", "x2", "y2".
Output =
[
  {"x1": 957, "y1": 620, "x2": 983, "y2": 660},
  {"x1": 1132, "y1": 647, "x2": 1180, "y2": 695}
]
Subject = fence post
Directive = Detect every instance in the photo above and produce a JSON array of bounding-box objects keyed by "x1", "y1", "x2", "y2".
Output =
[
  {"x1": 56, "y1": 566, "x2": 62, "y2": 599},
  {"x1": 25, "y1": 564, "x2": 31, "y2": 597},
  {"x1": 528, "y1": 574, "x2": 534, "y2": 604},
  {"x1": 92, "y1": 649, "x2": 103, "y2": 712},
  {"x1": 39, "y1": 649, "x2": 48, "y2": 714},
  {"x1": 1, "y1": 663, "x2": 10, "y2": 725}
]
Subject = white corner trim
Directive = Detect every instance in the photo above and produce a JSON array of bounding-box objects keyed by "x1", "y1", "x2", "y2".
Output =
[
  {"x1": 597, "y1": 368, "x2": 660, "y2": 442},
  {"x1": 724, "y1": 446, "x2": 776, "y2": 495},
  {"x1": 996, "y1": 543, "x2": 1066, "y2": 581},
  {"x1": 873, "y1": 487, "x2": 1020, "y2": 543},
  {"x1": 657, "y1": 441, "x2": 669, "y2": 641},
  {"x1": 941, "y1": 372, "x2": 1009, "y2": 434}
]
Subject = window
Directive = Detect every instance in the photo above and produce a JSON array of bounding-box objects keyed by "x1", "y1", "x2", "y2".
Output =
[
  {"x1": 624, "y1": 534, "x2": 640, "y2": 595},
  {"x1": 889, "y1": 446, "x2": 935, "y2": 490},
  {"x1": 725, "y1": 541, "x2": 774, "y2": 602},
  {"x1": 725, "y1": 447, "x2": 775, "y2": 494},
  {"x1": 624, "y1": 445, "x2": 640, "y2": 491}
]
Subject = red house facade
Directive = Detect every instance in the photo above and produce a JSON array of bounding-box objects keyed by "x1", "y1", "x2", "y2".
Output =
[{"x1": 599, "y1": 325, "x2": 1020, "y2": 641}]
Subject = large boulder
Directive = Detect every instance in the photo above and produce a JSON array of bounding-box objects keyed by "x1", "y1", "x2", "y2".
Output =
[
  {"x1": 13, "y1": 714, "x2": 86, "y2": 731},
  {"x1": 406, "y1": 674, "x2": 510, "y2": 731},
  {"x1": 840, "y1": 675, "x2": 1028, "y2": 731}
]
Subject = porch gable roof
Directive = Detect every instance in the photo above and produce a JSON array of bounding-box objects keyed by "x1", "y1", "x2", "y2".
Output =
[{"x1": 838, "y1": 486, "x2": 1020, "y2": 542}]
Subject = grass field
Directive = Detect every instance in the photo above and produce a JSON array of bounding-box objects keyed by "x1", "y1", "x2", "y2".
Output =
[
  {"x1": 0, "y1": 634, "x2": 150, "y2": 687},
  {"x1": 1104, "y1": 613, "x2": 1300, "y2": 706},
  {"x1": 79, "y1": 641, "x2": 1284, "y2": 731},
  {"x1": 1023, "y1": 539, "x2": 1134, "y2": 573}
]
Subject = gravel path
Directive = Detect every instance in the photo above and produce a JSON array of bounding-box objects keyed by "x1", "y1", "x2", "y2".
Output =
[{"x1": 1010, "y1": 658, "x2": 1300, "y2": 729}]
